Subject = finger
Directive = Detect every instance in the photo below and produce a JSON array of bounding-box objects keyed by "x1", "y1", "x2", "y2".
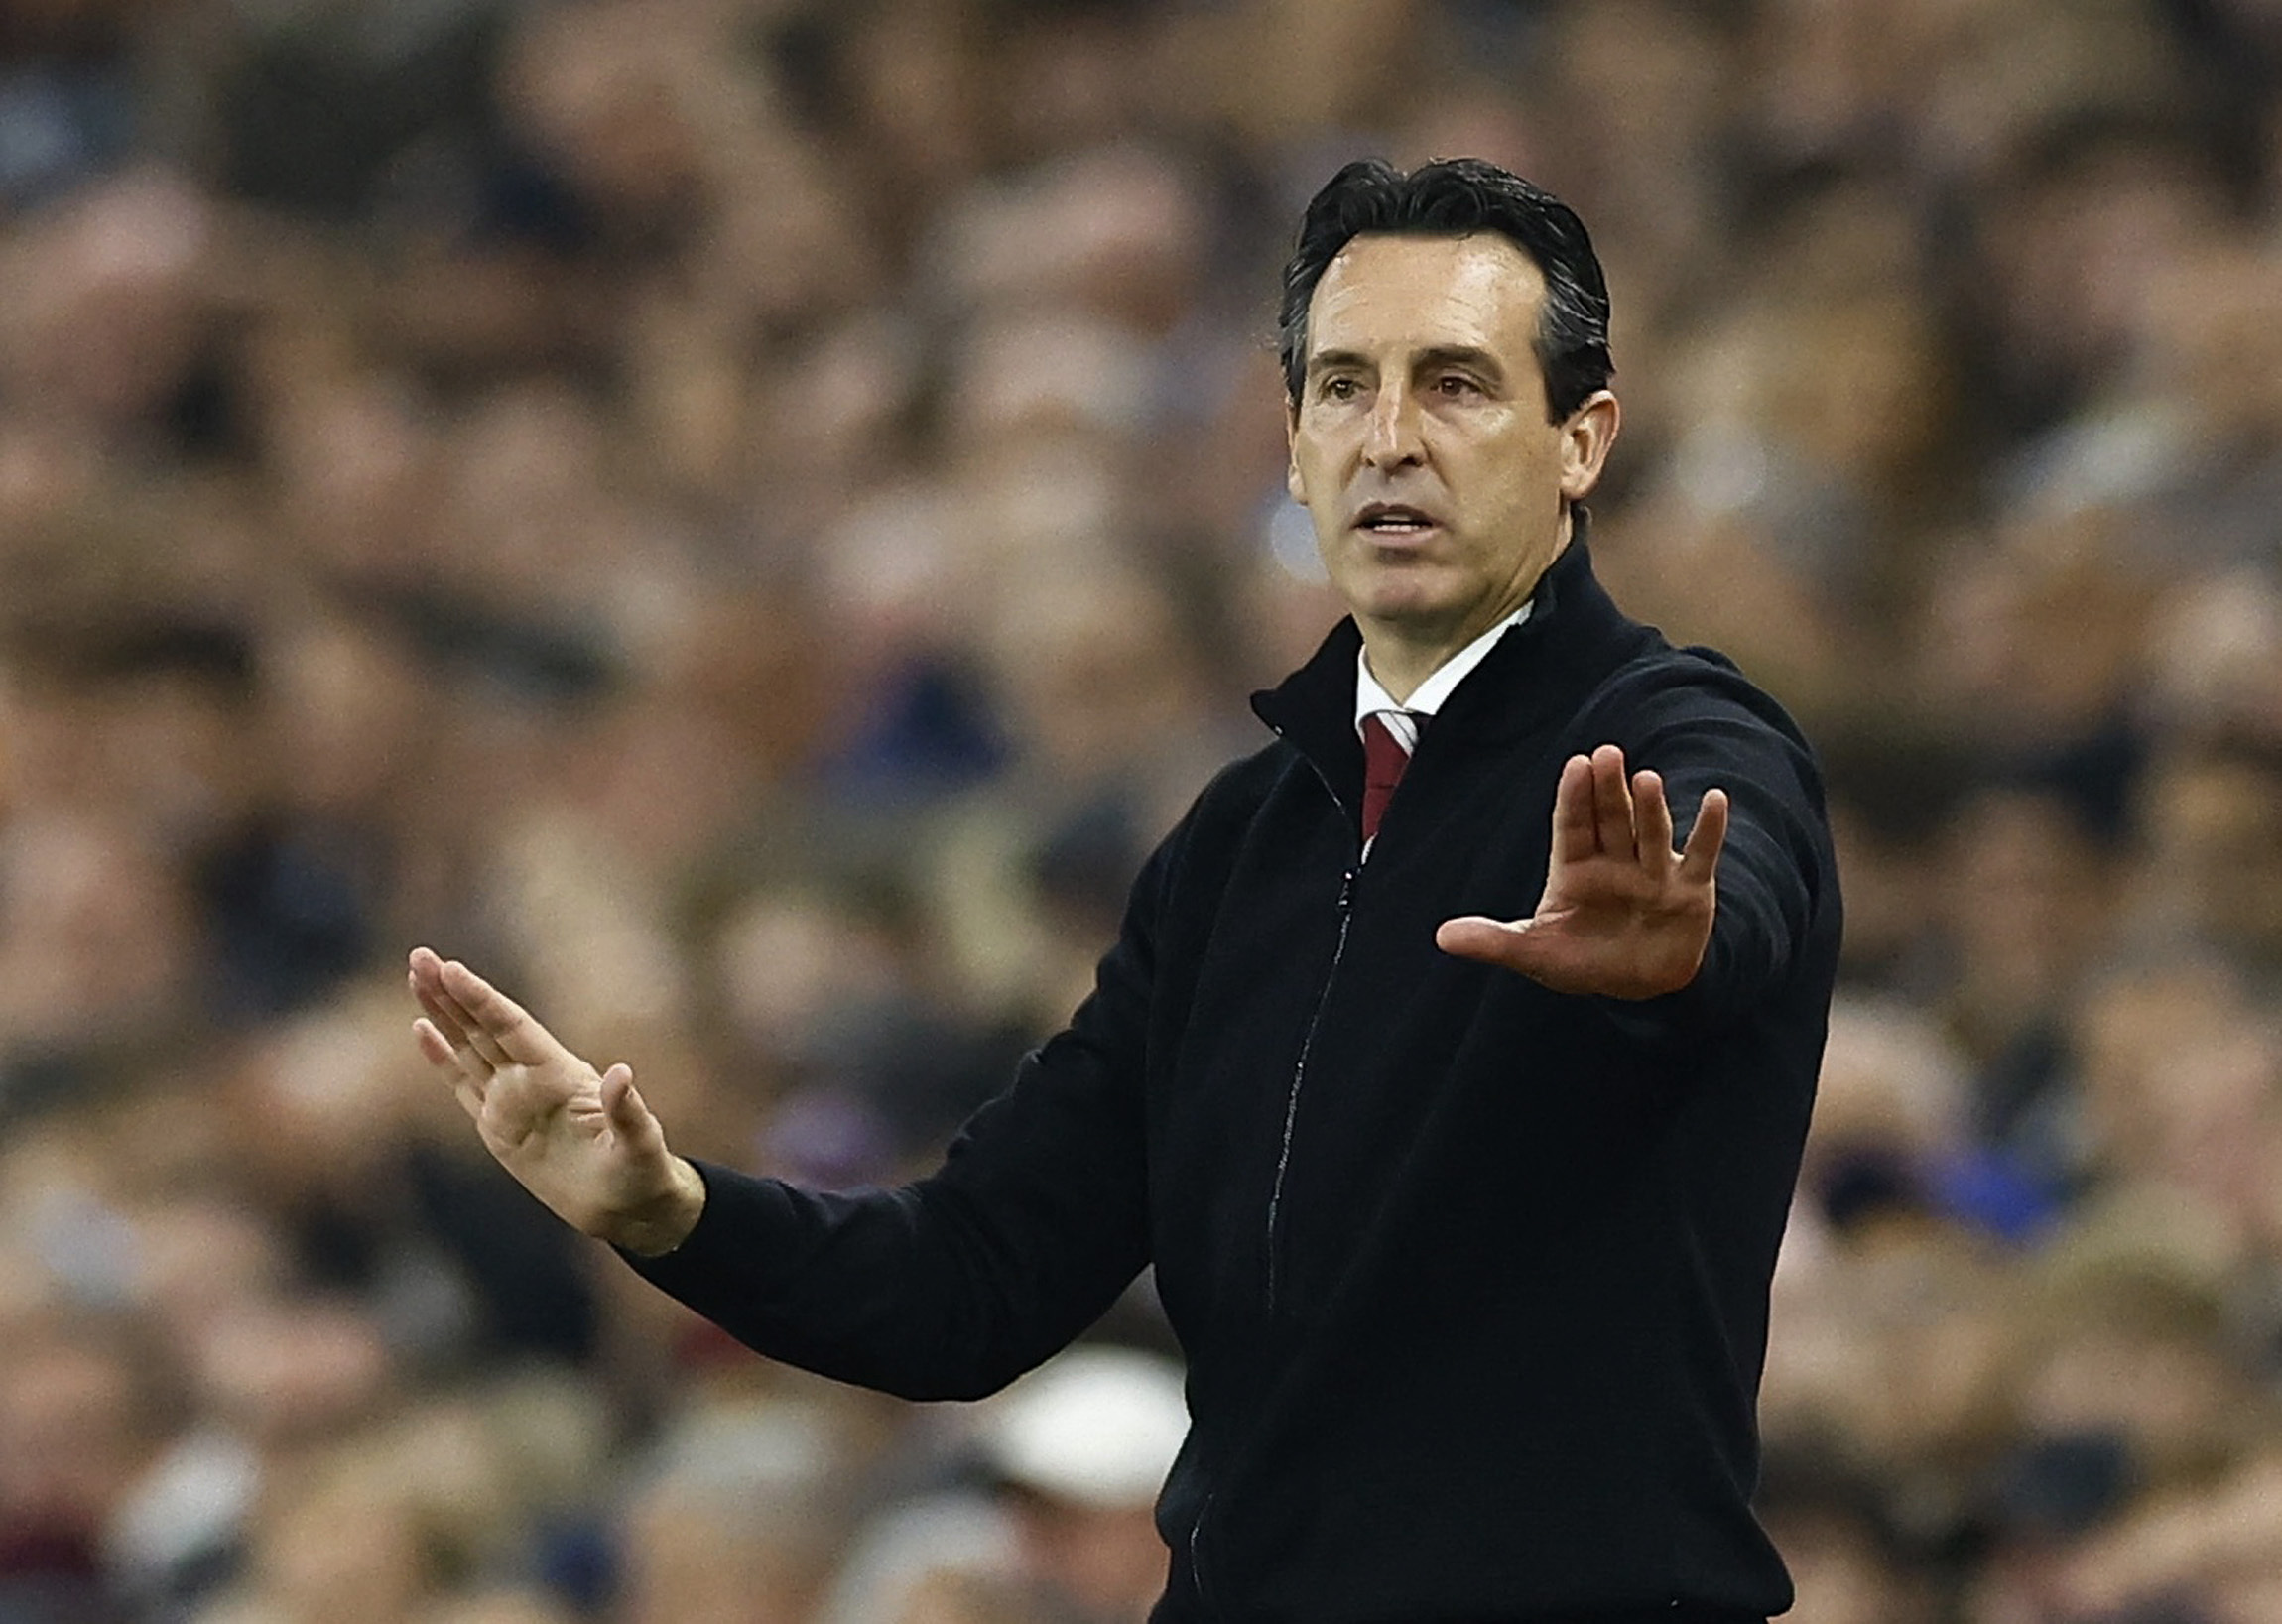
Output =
[
  {"x1": 1632, "y1": 769, "x2": 1676, "y2": 880},
  {"x1": 425, "y1": 975, "x2": 515, "y2": 1072},
  {"x1": 1590, "y1": 744, "x2": 1635, "y2": 860},
  {"x1": 412, "y1": 1015, "x2": 460, "y2": 1069},
  {"x1": 408, "y1": 947, "x2": 470, "y2": 1030},
  {"x1": 1678, "y1": 788, "x2": 1730, "y2": 884},
  {"x1": 431, "y1": 989, "x2": 513, "y2": 1076},
  {"x1": 440, "y1": 959, "x2": 559, "y2": 1070},
  {"x1": 411, "y1": 975, "x2": 488, "y2": 1068},
  {"x1": 411, "y1": 949, "x2": 501, "y2": 1064},
  {"x1": 415, "y1": 1017, "x2": 490, "y2": 1120},
  {"x1": 1548, "y1": 754, "x2": 1598, "y2": 864}
]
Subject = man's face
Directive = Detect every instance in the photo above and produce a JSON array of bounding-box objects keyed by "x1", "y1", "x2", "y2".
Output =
[{"x1": 1287, "y1": 232, "x2": 1616, "y2": 671}]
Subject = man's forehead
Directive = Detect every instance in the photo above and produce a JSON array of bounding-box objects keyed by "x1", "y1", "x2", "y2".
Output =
[{"x1": 1307, "y1": 232, "x2": 1546, "y2": 352}]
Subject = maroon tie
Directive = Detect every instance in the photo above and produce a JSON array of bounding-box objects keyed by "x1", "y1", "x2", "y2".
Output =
[{"x1": 1361, "y1": 713, "x2": 1411, "y2": 841}]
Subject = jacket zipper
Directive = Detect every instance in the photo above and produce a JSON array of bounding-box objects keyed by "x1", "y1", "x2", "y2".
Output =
[{"x1": 1264, "y1": 862, "x2": 1356, "y2": 1312}]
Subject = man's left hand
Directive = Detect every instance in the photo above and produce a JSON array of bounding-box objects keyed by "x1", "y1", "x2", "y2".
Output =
[{"x1": 1436, "y1": 743, "x2": 1726, "y2": 999}]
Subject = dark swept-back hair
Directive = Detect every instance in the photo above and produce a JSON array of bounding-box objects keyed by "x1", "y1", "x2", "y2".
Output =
[{"x1": 1278, "y1": 158, "x2": 1613, "y2": 422}]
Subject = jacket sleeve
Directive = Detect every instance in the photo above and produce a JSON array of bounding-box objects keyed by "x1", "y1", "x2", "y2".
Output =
[
  {"x1": 617, "y1": 830, "x2": 1170, "y2": 1402},
  {"x1": 1599, "y1": 656, "x2": 1838, "y2": 1035}
]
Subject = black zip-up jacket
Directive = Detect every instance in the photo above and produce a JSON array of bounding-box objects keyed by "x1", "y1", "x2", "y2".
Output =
[{"x1": 630, "y1": 537, "x2": 1842, "y2": 1623}]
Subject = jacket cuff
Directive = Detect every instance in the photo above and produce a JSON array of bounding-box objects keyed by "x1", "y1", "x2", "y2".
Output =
[
  {"x1": 612, "y1": 1159, "x2": 757, "y2": 1291},
  {"x1": 1589, "y1": 930, "x2": 1733, "y2": 1044}
]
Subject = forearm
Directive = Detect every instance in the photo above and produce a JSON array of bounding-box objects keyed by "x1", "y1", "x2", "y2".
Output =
[
  {"x1": 619, "y1": 979, "x2": 1157, "y2": 1398},
  {"x1": 622, "y1": 1174, "x2": 1046, "y2": 1400},
  {"x1": 621, "y1": 1126, "x2": 1148, "y2": 1401},
  {"x1": 619, "y1": 1163, "x2": 968, "y2": 1391},
  {"x1": 1620, "y1": 695, "x2": 1833, "y2": 1028}
]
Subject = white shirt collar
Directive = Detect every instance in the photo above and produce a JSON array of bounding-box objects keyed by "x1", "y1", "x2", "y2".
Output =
[{"x1": 1353, "y1": 601, "x2": 1533, "y2": 747}]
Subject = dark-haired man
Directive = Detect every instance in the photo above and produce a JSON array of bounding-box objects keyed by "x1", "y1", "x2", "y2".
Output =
[{"x1": 411, "y1": 158, "x2": 1840, "y2": 1623}]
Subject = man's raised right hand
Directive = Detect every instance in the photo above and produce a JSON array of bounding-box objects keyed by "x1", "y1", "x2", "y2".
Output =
[{"x1": 408, "y1": 946, "x2": 705, "y2": 1256}]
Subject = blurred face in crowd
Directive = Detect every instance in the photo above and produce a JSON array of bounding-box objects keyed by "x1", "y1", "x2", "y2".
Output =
[
  {"x1": 0, "y1": 1328, "x2": 156, "y2": 1535},
  {"x1": 1006, "y1": 1490, "x2": 1168, "y2": 1624},
  {"x1": 1286, "y1": 232, "x2": 1617, "y2": 693}
]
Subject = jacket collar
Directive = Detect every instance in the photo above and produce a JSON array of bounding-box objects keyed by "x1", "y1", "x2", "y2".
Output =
[{"x1": 1250, "y1": 512, "x2": 1644, "y2": 798}]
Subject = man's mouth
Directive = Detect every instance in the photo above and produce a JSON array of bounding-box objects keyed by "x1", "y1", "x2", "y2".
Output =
[{"x1": 1354, "y1": 503, "x2": 1440, "y2": 536}]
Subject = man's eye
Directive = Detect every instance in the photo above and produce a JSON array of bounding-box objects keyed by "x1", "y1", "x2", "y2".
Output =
[
  {"x1": 1436, "y1": 374, "x2": 1481, "y2": 397},
  {"x1": 1321, "y1": 377, "x2": 1358, "y2": 400}
]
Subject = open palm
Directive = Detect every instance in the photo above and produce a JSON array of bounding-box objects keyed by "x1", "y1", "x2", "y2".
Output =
[
  {"x1": 409, "y1": 947, "x2": 701, "y2": 1253},
  {"x1": 1436, "y1": 743, "x2": 1726, "y2": 999}
]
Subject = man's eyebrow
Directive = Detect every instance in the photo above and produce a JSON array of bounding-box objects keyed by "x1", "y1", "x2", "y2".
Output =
[
  {"x1": 1304, "y1": 348, "x2": 1373, "y2": 377},
  {"x1": 1413, "y1": 344, "x2": 1505, "y2": 378},
  {"x1": 1304, "y1": 345, "x2": 1507, "y2": 377}
]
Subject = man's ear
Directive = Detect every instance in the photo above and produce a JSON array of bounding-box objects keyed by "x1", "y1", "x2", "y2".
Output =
[{"x1": 1558, "y1": 391, "x2": 1621, "y2": 502}]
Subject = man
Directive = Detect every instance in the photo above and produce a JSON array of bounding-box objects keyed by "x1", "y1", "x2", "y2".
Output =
[{"x1": 411, "y1": 158, "x2": 1841, "y2": 1622}]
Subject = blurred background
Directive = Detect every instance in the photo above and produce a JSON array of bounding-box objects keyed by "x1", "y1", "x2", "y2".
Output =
[{"x1": 3, "y1": 0, "x2": 2282, "y2": 1620}]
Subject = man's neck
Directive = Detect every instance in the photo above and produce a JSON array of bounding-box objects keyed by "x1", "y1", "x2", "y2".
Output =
[
  {"x1": 1359, "y1": 598, "x2": 1536, "y2": 721},
  {"x1": 1359, "y1": 543, "x2": 1569, "y2": 702},
  {"x1": 1362, "y1": 629, "x2": 1488, "y2": 706}
]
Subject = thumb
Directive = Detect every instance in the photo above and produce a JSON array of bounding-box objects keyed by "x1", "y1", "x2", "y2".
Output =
[
  {"x1": 1436, "y1": 915, "x2": 1539, "y2": 969},
  {"x1": 600, "y1": 1063, "x2": 658, "y2": 1143}
]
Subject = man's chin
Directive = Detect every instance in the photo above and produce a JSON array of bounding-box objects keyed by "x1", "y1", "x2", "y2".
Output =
[
  {"x1": 1343, "y1": 572, "x2": 1463, "y2": 626},
  {"x1": 1351, "y1": 601, "x2": 1473, "y2": 652}
]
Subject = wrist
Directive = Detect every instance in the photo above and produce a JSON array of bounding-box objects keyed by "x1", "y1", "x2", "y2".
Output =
[{"x1": 608, "y1": 1157, "x2": 707, "y2": 1257}]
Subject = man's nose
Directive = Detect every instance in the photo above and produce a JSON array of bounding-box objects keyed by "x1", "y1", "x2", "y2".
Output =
[{"x1": 1362, "y1": 381, "x2": 1425, "y2": 468}]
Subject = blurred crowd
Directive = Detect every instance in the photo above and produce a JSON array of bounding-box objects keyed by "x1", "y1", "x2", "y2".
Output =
[{"x1": 3, "y1": 0, "x2": 2282, "y2": 1620}]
